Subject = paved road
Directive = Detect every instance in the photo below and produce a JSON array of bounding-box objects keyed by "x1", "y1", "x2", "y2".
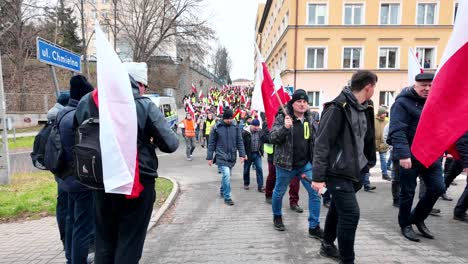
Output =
[{"x1": 1, "y1": 141, "x2": 467, "y2": 263}]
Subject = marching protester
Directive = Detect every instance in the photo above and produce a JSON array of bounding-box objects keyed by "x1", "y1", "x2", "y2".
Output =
[
  {"x1": 313, "y1": 70, "x2": 377, "y2": 264},
  {"x1": 388, "y1": 73, "x2": 445, "y2": 242},
  {"x1": 75, "y1": 62, "x2": 179, "y2": 263},
  {"x1": 202, "y1": 112, "x2": 216, "y2": 148},
  {"x1": 180, "y1": 113, "x2": 197, "y2": 161},
  {"x1": 242, "y1": 118, "x2": 267, "y2": 192},
  {"x1": 206, "y1": 108, "x2": 246, "y2": 206},
  {"x1": 270, "y1": 89, "x2": 322, "y2": 239}
]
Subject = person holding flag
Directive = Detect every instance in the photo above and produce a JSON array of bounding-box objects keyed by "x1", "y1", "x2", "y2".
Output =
[{"x1": 388, "y1": 73, "x2": 445, "y2": 242}]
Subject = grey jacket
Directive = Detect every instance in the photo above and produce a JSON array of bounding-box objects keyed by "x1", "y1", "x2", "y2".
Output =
[
  {"x1": 270, "y1": 103, "x2": 316, "y2": 171},
  {"x1": 206, "y1": 121, "x2": 246, "y2": 168},
  {"x1": 47, "y1": 103, "x2": 64, "y2": 122}
]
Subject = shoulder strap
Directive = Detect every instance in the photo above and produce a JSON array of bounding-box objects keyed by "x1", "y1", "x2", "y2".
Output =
[{"x1": 56, "y1": 108, "x2": 75, "y2": 127}]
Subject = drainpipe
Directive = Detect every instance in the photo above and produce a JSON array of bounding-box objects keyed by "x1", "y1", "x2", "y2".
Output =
[{"x1": 293, "y1": 0, "x2": 299, "y2": 90}]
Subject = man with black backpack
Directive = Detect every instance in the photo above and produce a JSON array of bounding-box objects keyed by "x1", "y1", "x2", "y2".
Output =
[
  {"x1": 74, "y1": 62, "x2": 179, "y2": 263},
  {"x1": 55, "y1": 75, "x2": 95, "y2": 263}
]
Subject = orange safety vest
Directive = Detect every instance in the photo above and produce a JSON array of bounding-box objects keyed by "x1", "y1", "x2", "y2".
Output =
[{"x1": 183, "y1": 119, "x2": 196, "y2": 137}]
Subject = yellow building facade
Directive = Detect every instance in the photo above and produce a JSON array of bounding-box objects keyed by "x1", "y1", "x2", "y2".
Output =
[{"x1": 256, "y1": 0, "x2": 458, "y2": 109}]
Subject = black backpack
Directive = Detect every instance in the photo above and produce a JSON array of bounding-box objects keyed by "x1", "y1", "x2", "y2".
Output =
[
  {"x1": 30, "y1": 121, "x2": 54, "y2": 170},
  {"x1": 73, "y1": 96, "x2": 104, "y2": 190},
  {"x1": 43, "y1": 109, "x2": 74, "y2": 175}
]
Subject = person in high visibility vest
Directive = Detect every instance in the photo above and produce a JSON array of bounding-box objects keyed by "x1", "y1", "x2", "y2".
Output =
[
  {"x1": 203, "y1": 113, "x2": 216, "y2": 148},
  {"x1": 180, "y1": 113, "x2": 196, "y2": 161}
]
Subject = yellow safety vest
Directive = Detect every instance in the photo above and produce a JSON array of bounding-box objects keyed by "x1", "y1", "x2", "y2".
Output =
[
  {"x1": 205, "y1": 119, "x2": 216, "y2": 135},
  {"x1": 264, "y1": 143, "x2": 274, "y2": 154}
]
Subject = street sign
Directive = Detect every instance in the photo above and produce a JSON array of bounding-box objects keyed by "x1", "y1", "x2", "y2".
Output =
[{"x1": 36, "y1": 37, "x2": 81, "y2": 72}]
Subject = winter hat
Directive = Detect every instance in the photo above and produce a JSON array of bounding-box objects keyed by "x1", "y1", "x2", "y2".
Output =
[
  {"x1": 251, "y1": 119, "x2": 260, "y2": 127},
  {"x1": 377, "y1": 106, "x2": 387, "y2": 116},
  {"x1": 70, "y1": 75, "x2": 94, "y2": 100},
  {"x1": 57, "y1": 91, "x2": 70, "y2": 106},
  {"x1": 291, "y1": 89, "x2": 309, "y2": 104},
  {"x1": 223, "y1": 108, "x2": 234, "y2": 119},
  {"x1": 124, "y1": 62, "x2": 148, "y2": 86}
]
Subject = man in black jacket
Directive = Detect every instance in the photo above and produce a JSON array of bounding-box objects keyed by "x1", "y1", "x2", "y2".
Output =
[
  {"x1": 75, "y1": 63, "x2": 179, "y2": 263},
  {"x1": 242, "y1": 119, "x2": 267, "y2": 192},
  {"x1": 312, "y1": 70, "x2": 377, "y2": 264},
  {"x1": 388, "y1": 73, "x2": 445, "y2": 243}
]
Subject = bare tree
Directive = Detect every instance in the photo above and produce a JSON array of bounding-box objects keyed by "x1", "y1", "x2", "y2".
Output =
[
  {"x1": 211, "y1": 45, "x2": 232, "y2": 84},
  {"x1": 117, "y1": 0, "x2": 215, "y2": 62}
]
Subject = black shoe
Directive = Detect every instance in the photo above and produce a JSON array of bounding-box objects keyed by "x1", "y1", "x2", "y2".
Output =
[
  {"x1": 274, "y1": 216, "x2": 285, "y2": 231},
  {"x1": 382, "y1": 174, "x2": 392, "y2": 181},
  {"x1": 323, "y1": 201, "x2": 331, "y2": 208},
  {"x1": 415, "y1": 221, "x2": 434, "y2": 239},
  {"x1": 364, "y1": 185, "x2": 376, "y2": 192},
  {"x1": 224, "y1": 199, "x2": 234, "y2": 206},
  {"x1": 290, "y1": 204, "x2": 304, "y2": 213},
  {"x1": 393, "y1": 200, "x2": 399, "y2": 208},
  {"x1": 441, "y1": 193, "x2": 453, "y2": 201},
  {"x1": 453, "y1": 214, "x2": 468, "y2": 223},
  {"x1": 243, "y1": 185, "x2": 249, "y2": 190},
  {"x1": 258, "y1": 187, "x2": 265, "y2": 193},
  {"x1": 401, "y1": 226, "x2": 420, "y2": 242},
  {"x1": 309, "y1": 226, "x2": 324, "y2": 240},
  {"x1": 319, "y1": 241, "x2": 340, "y2": 260},
  {"x1": 265, "y1": 197, "x2": 272, "y2": 204},
  {"x1": 430, "y1": 208, "x2": 441, "y2": 216}
]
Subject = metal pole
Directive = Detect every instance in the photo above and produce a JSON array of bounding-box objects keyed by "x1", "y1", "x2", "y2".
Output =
[
  {"x1": 49, "y1": 65, "x2": 61, "y2": 98},
  {"x1": 0, "y1": 51, "x2": 11, "y2": 184}
]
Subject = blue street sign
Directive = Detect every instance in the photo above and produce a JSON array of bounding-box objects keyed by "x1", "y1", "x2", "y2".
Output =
[{"x1": 36, "y1": 37, "x2": 81, "y2": 72}]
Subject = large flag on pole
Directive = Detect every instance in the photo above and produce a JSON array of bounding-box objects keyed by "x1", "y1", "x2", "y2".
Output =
[
  {"x1": 95, "y1": 22, "x2": 138, "y2": 195},
  {"x1": 408, "y1": 48, "x2": 424, "y2": 86},
  {"x1": 273, "y1": 69, "x2": 291, "y2": 104},
  {"x1": 411, "y1": 1, "x2": 468, "y2": 167}
]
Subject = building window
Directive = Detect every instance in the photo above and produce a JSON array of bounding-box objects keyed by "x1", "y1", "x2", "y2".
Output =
[
  {"x1": 380, "y1": 3, "x2": 400, "y2": 25},
  {"x1": 379, "y1": 47, "x2": 398, "y2": 69},
  {"x1": 307, "y1": 91, "x2": 320, "y2": 107},
  {"x1": 416, "y1": 47, "x2": 435, "y2": 69},
  {"x1": 417, "y1": 3, "x2": 437, "y2": 25},
  {"x1": 454, "y1": 2, "x2": 459, "y2": 23},
  {"x1": 306, "y1": 48, "x2": 325, "y2": 69},
  {"x1": 307, "y1": 4, "x2": 327, "y2": 25},
  {"x1": 343, "y1": 47, "x2": 362, "y2": 69},
  {"x1": 379, "y1": 91, "x2": 395, "y2": 107},
  {"x1": 344, "y1": 4, "x2": 364, "y2": 25}
]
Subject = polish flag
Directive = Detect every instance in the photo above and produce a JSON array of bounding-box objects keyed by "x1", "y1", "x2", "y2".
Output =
[
  {"x1": 217, "y1": 101, "x2": 223, "y2": 116},
  {"x1": 408, "y1": 48, "x2": 424, "y2": 86},
  {"x1": 273, "y1": 70, "x2": 291, "y2": 104},
  {"x1": 95, "y1": 22, "x2": 138, "y2": 195},
  {"x1": 187, "y1": 100, "x2": 195, "y2": 118},
  {"x1": 198, "y1": 90, "x2": 204, "y2": 100},
  {"x1": 191, "y1": 83, "x2": 197, "y2": 94},
  {"x1": 208, "y1": 94, "x2": 214, "y2": 105},
  {"x1": 251, "y1": 44, "x2": 284, "y2": 129},
  {"x1": 411, "y1": 2, "x2": 468, "y2": 167}
]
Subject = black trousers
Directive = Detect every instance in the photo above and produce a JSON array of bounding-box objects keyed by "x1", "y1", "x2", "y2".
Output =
[
  {"x1": 455, "y1": 177, "x2": 468, "y2": 217},
  {"x1": 323, "y1": 175, "x2": 363, "y2": 264},
  {"x1": 94, "y1": 181, "x2": 156, "y2": 264}
]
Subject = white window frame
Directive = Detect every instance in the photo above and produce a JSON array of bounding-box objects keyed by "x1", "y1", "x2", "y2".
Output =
[
  {"x1": 380, "y1": 91, "x2": 395, "y2": 107},
  {"x1": 305, "y1": 46, "x2": 327, "y2": 70},
  {"x1": 379, "y1": 1, "x2": 402, "y2": 25},
  {"x1": 307, "y1": 91, "x2": 321, "y2": 107},
  {"x1": 415, "y1": 46, "x2": 437, "y2": 69},
  {"x1": 416, "y1": 1, "x2": 439, "y2": 25},
  {"x1": 306, "y1": 2, "x2": 329, "y2": 25},
  {"x1": 343, "y1": 2, "x2": 366, "y2": 25},
  {"x1": 341, "y1": 46, "x2": 364, "y2": 69},
  {"x1": 453, "y1": 1, "x2": 459, "y2": 24},
  {"x1": 378, "y1": 46, "x2": 400, "y2": 69}
]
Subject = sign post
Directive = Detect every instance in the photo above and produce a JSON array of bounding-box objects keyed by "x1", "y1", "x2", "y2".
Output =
[{"x1": 36, "y1": 37, "x2": 82, "y2": 98}]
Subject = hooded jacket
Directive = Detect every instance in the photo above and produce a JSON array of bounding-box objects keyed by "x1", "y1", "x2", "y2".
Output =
[
  {"x1": 387, "y1": 87, "x2": 425, "y2": 160},
  {"x1": 313, "y1": 90, "x2": 376, "y2": 183},
  {"x1": 206, "y1": 120, "x2": 246, "y2": 168},
  {"x1": 270, "y1": 103, "x2": 316, "y2": 171},
  {"x1": 74, "y1": 77, "x2": 179, "y2": 183}
]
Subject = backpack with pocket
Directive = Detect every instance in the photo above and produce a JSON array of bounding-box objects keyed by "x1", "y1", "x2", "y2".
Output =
[
  {"x1": 43, "y1": 109, "x2": 74, "y2": 175},
  {"x1": 30, "y1": 121, "x2": 54, "y2": 170}
]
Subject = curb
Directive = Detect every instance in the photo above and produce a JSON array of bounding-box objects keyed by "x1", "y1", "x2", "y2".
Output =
[{"x1": 147, "y1": 176, "x2": 180, "y2": 231}]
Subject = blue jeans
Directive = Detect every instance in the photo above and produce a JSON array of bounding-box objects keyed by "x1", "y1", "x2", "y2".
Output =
[
  {"x1": 243, "y1": 152, "x2": 264, "y2": 189},
  {"x1": 398, "y1": 159, "x2": 445, "y2": 228},
  {"x1": 218, "y1": 165, "x2": 232, "y2": 200},
  {"x1": 362, "y1": 172, "x2": 371, "y2": 187},
  {"x1": 65, "y1": 191, "x2": 95, "y2": 264},
  {"x1": 379, "y1": 152, "x2": 388, "y2": 176},
  {"x1": 55, "y1": 177, "x2": 68, "y2": 245},
  {"x1": 272, "y1": 162, "x2": 321, "y2": 228}
]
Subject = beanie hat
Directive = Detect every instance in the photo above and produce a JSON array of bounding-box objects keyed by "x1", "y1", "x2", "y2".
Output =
[
  {"x1": 57, "y1": 91, "x2": 70, "y2": 106},
  {"x1": 251, "y1": 119, "x2": 260, "y2": 126},
  {"x1": 70, "y1": 75, "x2": 94, "y2": 100},
  {"x1": 124, "y1": 62, "x2": 148, "y2": 86},
  {"x1": 377, "y1": 106, "x2": 387, "y2": 116},
  {"x1": 223, "y1": 108, "x2": 234, "y2": 119},
  {"x1": 291, "y1": 89, "x2": 309, "y2": 104}
]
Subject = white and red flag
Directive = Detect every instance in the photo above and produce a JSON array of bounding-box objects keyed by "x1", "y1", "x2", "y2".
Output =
[
  {"x1": 95, "y1": 22, "x2": 138, "y2": 195},
  {"x1": 187, "y1": 100, "x2": 195, "y2": 118},
  {"x1": 191, "y1": 83, "x2": 197, "y2": 94},
  {"x1": 198, "y1": 90, "x2": 204, "y2": 100},
  {"x1": 412, "y1": 1, "x2": 468, "y2": 167},
  {"x1": 408, "y1": 48, "x2": 424, "y2": 86},
  {"x1": 208, "y1": 94, "x2": 214, "y2": 105},
  {"x1": 240, "y1": 88, "x2": 246, "y2": 103},
  {"x1": 217, "y1": 100, "x2": 223, "y2": 116}
]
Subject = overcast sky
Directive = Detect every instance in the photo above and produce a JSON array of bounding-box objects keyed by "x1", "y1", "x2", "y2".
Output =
[{"x1": 203, "y1": 0, "x2": 266, "y2": 81}]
